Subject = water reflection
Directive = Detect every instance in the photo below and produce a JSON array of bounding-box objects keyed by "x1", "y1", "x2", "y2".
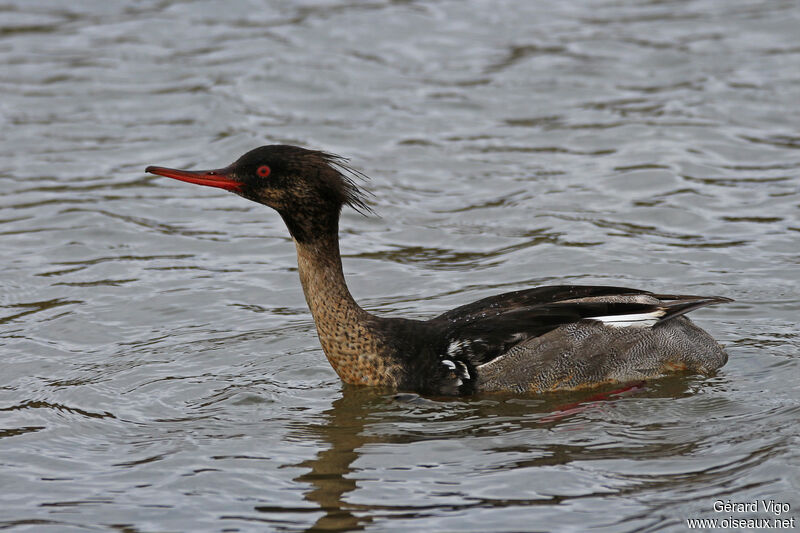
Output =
[
  {"x1": 292, "y1": 387, "x2": 383, "y2": 531},
  {"x1": 283, "y1": 379, "x2": 698, "y2": 532}
]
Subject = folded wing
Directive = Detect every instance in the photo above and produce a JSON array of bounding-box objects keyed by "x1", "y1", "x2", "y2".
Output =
[{"x1": 429, "y1": 285, "x2": 731, "y2": 367}]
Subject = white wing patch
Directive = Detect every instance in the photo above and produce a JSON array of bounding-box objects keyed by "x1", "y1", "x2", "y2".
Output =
[
  {"x1": 591, "y1": 309, "x2": 666, "y2": 328},
  {"x1": 441, "y1": 358, "x2": 471, "y2": 387},
  {"x1": 447, "y1": 339, "x2": 468, "y2": 357},
  {"x1": 455, "y1": 361, "x2": 470, "y2": 380}
]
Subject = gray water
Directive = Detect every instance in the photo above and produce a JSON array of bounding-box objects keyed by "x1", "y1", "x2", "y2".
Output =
[{"x1": 1, "y1": 1, "x2": 799, "y2": 532}]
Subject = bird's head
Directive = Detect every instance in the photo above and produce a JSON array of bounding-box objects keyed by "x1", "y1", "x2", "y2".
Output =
[{"x1": 146, "y1": 145, "x2": 373, "y2": 243}]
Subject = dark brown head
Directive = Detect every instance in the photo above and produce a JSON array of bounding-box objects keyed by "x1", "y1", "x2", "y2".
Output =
[{"x1": 146, "y1": 145, "x2": 373, "y2": 243}]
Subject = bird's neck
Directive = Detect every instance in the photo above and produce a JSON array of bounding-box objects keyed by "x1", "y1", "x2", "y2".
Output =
[{"x1": 294, "y1": 233, "x2": 397, "y2": 386}]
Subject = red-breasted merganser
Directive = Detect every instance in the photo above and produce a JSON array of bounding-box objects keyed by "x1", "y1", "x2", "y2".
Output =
[{"x1": 146, "y1": 145, "x2": 731, "y2": 395}]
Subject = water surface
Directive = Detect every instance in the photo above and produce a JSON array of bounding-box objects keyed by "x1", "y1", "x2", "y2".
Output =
[{"x1": 1, "y1": 1, "x2": 799, "y2": 531}]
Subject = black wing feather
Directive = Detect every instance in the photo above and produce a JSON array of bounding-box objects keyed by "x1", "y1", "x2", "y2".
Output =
[
  {"x1": 653, "y1": 295, "x2": 733, "y2": 322},
  {"x1": 427, "y1": 285, "x2": 731, "y2": 367},
  {"x1": 432, "y1": 285, "x2": 650, "y2": 325}
]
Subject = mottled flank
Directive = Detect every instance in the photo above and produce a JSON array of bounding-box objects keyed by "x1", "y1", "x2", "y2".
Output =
[{"x1": 474, "y1": 318, "x2": 727, "y2": 394}]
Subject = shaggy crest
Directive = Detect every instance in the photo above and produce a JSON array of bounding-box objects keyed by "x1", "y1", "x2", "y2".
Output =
[{"x1": 316, "y1": 151, "x2": 376, "y2": 216}]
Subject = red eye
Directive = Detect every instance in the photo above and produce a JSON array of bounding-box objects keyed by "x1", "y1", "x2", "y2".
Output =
[{"x1": 256, "y1": 165, "x2": 271, "y2": 177}]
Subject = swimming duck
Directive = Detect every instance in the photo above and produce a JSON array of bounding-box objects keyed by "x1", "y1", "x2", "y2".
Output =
[{"x1": 146, "y1": 145, "x2": 731, "y2": 395}]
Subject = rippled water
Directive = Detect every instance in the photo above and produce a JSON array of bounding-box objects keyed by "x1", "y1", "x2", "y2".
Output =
[{"x1": 2, "y1": 1, "x2": 799, "y2": 531}]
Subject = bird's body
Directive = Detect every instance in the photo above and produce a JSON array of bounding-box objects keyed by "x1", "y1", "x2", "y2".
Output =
[{"x1": 146, "y1": 145, "x2": 730, "y2": 396}]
